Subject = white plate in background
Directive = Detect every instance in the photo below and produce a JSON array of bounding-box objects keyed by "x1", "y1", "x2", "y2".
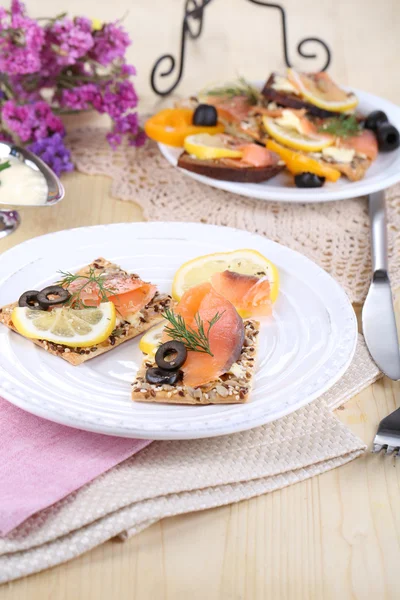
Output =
[{"x1": 159, "y1": 88, "x2": 400, "y2": 203}]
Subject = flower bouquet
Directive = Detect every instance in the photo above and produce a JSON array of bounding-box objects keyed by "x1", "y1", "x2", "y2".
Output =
[{"x1": 0, "y1": 0, "x2": 144, "y2": 175}]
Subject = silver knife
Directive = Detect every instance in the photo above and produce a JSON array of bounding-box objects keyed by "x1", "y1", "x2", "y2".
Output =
[{"x1": 362, "y1": 190, "x2": 400, "y2": 380}]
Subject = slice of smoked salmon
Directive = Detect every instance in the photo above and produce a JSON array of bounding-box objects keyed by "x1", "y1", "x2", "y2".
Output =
[
  {"x1": 212, "y1": 270, "x2": 272, "y2": 318},
  {"x1": 338, "y1": 129, "x2": 378, "y2": 161},
  {"x1": 205, "y1": 95, "x2": 252, "y2": 123},
  {"x1": 219, "y1": 143, "x2": 280, "y2": 169},
  {"x1": 239, "y1": 144, "x2": 280, "y2": 167},
  {"x1": 169, "y1": 282, "x2": 245, "y2": 388},
  {"x1": 68, "y1": 273, "x2": 156, "y2": 318}
]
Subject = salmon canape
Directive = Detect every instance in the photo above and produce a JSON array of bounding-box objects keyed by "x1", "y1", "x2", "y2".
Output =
[
  {"x1": 0, "y1": 258, "x2": 172, "y2": 365},
  {"x1": 132, "y1": 282, "x2": 260, "y2": 405}
]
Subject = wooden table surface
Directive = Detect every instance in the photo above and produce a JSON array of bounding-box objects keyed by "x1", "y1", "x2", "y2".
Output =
[{"x1": 1, "y1": 0, "x2": 400, "y2": 598}]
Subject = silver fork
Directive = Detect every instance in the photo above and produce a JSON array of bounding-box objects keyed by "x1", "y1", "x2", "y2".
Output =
[{"x1": 373, "y1": 407, "x2": 400, "y2": 454}]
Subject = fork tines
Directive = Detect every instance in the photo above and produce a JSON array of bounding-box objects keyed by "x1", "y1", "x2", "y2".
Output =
[
  {"x1": 372, "y1": 406, "x2": 400, "y2": 456},
  {"x1": 372, "y1": 442, "x2": 400, "y2": 455}
]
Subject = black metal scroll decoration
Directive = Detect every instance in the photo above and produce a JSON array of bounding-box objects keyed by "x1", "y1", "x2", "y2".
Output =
[
  {"x1": 150, "y1": 0, "x2": 212, "y2": 97},
  {"x1": 247, "y1": 0, "x2": 331, "y2": 72},
  {"x1": 150, "y1": 0, "x2": 332, "y2": 96}
]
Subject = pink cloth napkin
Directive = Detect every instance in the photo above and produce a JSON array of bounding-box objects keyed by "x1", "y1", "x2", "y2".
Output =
[{"x1": 0, "y1": 398, "x2": 151, "y2": 536}]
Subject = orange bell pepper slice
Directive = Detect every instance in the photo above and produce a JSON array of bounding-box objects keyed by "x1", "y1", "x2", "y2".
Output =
[
  {"x1": 144, "y1": 108, "x2": 225, "y2": 147},
  {"x1": 266, "y1": 139, "x2": 341, "y2": 182}
]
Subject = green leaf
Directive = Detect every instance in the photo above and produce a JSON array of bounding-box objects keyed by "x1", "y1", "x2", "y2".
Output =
[
  {"x1": 204, "y1": 76, "x2": 261, "y2": 105},
  {"x1": 319, "y1": 115, "x2": 361, "y2": 138},
  {"x1": 56, "y1": 268, "x2": 117, "y2": 308},
  {"x1": 162, "y1": 308, "x2": 225, "y2": 356},
  {"x1": 0, "y1": 160, "x2": 11, "y2": 173}
]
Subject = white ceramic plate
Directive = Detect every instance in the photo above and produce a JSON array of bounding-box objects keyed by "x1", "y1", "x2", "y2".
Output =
[
  {"x1": 159, "y1": 88, "x2": 400, "y2": 203},
  {"x1": 0, "y1": 222, "x2": 357, "y2": 439}
]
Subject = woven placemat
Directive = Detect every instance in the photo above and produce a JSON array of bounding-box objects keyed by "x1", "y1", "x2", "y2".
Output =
[
  {"x1": 0, "y1": 335, "x2": 380, "y2": 583},
  {"x1": 68, "y1": 128, "x2": 400, "y2": 304}
]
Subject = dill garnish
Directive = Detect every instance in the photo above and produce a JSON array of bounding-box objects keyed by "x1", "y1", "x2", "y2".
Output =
[
  {"x1": 0, "y1": 161, "x2": 11, "y2": 174},
  {"x1": 162, "y1": 308, "x2": 225, "y2": 356},
  {"x1": 319, "y1": 115, "x2": 361, "y2": 138},
  {"x1": 205, "y1": 76, "x2": 261, "y2": 105},
  {"x1": 57, "y1": 268, "x2": 116, "y2": 308}
]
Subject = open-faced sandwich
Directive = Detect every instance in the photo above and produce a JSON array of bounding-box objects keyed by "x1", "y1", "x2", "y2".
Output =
[
  {"x1": 0, "y1": 258, "x2": 172, "y2": 365},
  {"x1": 132, "y1": 249, "x2": 277, "y2": 405},
  {"x1": 145, "y1": 69, "x2": 400, "y2": 188},
  {"x1": 177, "y1": 132, "x2": 284, "y2": 183}
]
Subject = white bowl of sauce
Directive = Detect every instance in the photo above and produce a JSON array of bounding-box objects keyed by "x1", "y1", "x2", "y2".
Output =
[{"x1": 0, "y1": 142, "x2": 64, "y2": 207}]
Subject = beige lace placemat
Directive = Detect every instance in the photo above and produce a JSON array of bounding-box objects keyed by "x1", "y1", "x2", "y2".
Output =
[
  {"x1": 0, "y1": 336, "x2": 380, "y2": 583},
  {"x1": 68, "y1": 127, "x2": 400, "y2": 304}
]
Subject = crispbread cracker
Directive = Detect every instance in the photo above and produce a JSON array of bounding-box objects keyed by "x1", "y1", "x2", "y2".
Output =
[
  {"x1": 0, "y1": 258, "x2": 172, "y2": 366},
  {"x1": 132, "y1": 319, "x2": 260, "y2": 405},
  {"x1": 327, "y1": 155, "x2": 371, "y2": 181}
]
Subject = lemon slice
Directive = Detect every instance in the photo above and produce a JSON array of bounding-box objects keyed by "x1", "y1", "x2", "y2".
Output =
[
  {"x1": 12, "y1": 302, "x2": 116, "y2": 347},
  {"x1": 172, "y1": 249, "x2": 279, "y2": 303},
  {"x1": 262, "y1": 115, "x2": 334, "y2": 152},
  {"x1": 183, "y1": 133, "x2": 243, "y2": 160},
  {"x1": 287, "y1": 69, "x2": 358, "y2": 113},
  {"x1": 139, "y1": 321, "x2": 165, "y2": 355}
]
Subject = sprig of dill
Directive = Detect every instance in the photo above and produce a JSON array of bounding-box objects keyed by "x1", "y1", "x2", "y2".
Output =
[
  {"x1": 204, "y1": 76, "x2": 261, "y2": 105},
  {"x1": 319, "y1": 115, "x2": 361, "y2": 138},
  {"x1": 57, "y1": 268, "x2": 116, "y2": 309},
  {"x1": 162, "y1": 309, "x2": 225, "y2": 356},
  {"x1": 0, "y1": 160, "x2": 11, "y2": 182}
]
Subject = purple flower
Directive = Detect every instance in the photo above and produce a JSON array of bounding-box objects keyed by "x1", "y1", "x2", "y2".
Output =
[
  {"x1": 58, "y1": 83, "x2": 100, "y2": 111},
  {"x1": 95, "y1": 79, "x2": 138, "y2": 119},
  {"x1": 2, "y1": 100, "x2": 64, "y2": 143},
  {"x1": 0, "y1": 0, "x2": 44, "y2": 74},
  {"x1": 73, "y1": 17, "x2": 92, "y2": 33},
  {"x1": 41, "y1": 17, "x2": 94, "y2": 74},
  {"x1": 10, "y1": 0, "x2": 24, "y2": 16},
  {"x1": 120, "y1": 64, "x2": 136, "y2": 77},
  {"x1": 106, "y1": 112, "x2": 145, "y2": 148},
  {"x1": 8, "y1": 75, "x2": 42, "y2": 102},
  {"x1": 0, "y1": 4, "x2": 141, "y2": 153},
  {"x1": 28, "y1": 133, "x2": 74, "y2": 176},
  {"x1": 106, "y1": 132, "x2": 122, "y2": 149},
  {"x1": 2, "y1": 102, "x2": 32, "y2": 141},
  {"x1": 0, "y1": 130, "x2": 13, "y2": 143},
  {"x1": 89, "y1": 22, "x2": 130, "y2": 66},
  {"x1": 58, "y1": 77, "x2": 139, "y2": 120}
]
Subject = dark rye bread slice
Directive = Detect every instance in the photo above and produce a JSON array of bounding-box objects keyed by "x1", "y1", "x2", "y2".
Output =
[
  {"x1": 177, "y1": 152, "x2": 284, "y2": 183},
  {"x1": 261, "y1": 73, "x2": 341, "y2": 119}
]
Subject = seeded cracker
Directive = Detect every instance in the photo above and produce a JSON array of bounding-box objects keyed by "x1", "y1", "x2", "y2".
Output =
[{"x1": 132, "y1": 319, "x2": 260, "y2": 405}]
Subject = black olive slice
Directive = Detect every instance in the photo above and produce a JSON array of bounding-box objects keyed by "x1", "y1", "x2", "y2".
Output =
[
  {"x1": 37, "y1": 285, "x2": 71, "y2": 308},
  {"x1": 376, "y1": 122, "x2": 400, "y2": 152},
  {"x1": 155, "y1": 341, "x2": 187, "y2": 371},
  {"x1": 146, "y1": 367, "x2": 183, "y2": 386},
  {"x1": 18, "y1": 290, "x2": 42, "y2": 310},
  {"x1": 193, "y1": 104, "x2": 218, "y2": 127},
  {"x1": 364, "y1": 110, "x2": 388, "y2": 132},
  {"x1": 294, "y1": 172, "x2": 325, "y2": 188}
]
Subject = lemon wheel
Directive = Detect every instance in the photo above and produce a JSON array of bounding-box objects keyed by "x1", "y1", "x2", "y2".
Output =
[
  {"x1": 12, "y1": 302, "x2": 116, "y2": 347},
  {"x1": 172, "y1": 249, "x2": 279, "y2": 303},
  {"x1": 183, "y1": 133, "x2": 243, "y2": 160},
  {"x1": 139, "y1": 321, "x2": 165, "y2": 355},
  {"x1": 287, "y1": 69, "x2": 358, "y2": 113},
  {"x1": 262, "y1": 116, "x2": 334, "y2": 153}
]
